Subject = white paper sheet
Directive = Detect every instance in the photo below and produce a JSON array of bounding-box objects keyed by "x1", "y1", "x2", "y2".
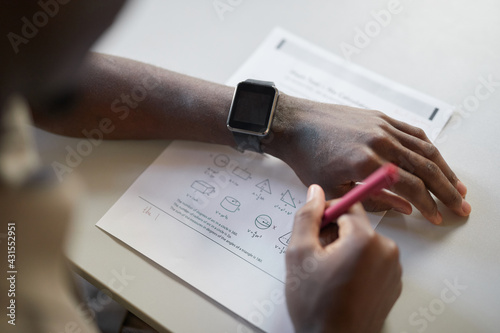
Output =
[
  {"x1": 96, "y1": 27, "x2": 453, "y2": 333},
  {"x1": 226, "y1": 28, "x2": 453, "y2": 141}
]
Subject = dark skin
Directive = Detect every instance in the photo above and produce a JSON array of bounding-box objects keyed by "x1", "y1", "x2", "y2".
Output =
[
  {"x1": 0, "y1": 1, "x2": 470, "y2": 331},
  {"x1": 32, "y1": 53, "x2": 470, "y2": 224},
  {"x1": 286, "y1": 185, "x2": 402, "y2": 333}
]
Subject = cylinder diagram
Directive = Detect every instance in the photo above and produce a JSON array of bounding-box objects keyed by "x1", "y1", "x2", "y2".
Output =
[{"x1": 220, "y1": 196, "x2": 241, "y2": 212}]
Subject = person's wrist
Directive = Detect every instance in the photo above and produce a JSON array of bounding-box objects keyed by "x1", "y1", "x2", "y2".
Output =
[{"x1": 261, "y1": 93, "x2": 305, "y2": 161}]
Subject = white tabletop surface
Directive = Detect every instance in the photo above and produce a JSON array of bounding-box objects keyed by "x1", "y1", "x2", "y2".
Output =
[{"x1": 35, "y1": 0, "x2": 500, "y2": 332}]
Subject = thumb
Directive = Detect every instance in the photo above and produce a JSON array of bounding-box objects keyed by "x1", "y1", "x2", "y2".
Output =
[{"x1": 289, "y1": 185, "x2": 325, "y2": 249}]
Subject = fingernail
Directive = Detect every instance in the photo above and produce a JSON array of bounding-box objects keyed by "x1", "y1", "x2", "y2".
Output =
[
  {"x1": 307, "y1": 185, "x2": 317, "y2": 202},
  {"x1": 433, "y1": 211, "x2": 443, "y2": 225},
  {"x1": 461, "y1": 200, "x2": 472, "y2": 216},
  {"x1": 456, "y1": 180, "x2": 467, "y2": 198}
]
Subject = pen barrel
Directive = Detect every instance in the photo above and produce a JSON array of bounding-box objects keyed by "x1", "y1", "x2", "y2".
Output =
[{"x1": 321, "y1": 164, "x2": 398, "y2": 227}]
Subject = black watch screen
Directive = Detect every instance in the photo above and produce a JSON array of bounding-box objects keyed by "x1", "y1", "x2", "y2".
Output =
[{"x1": 227, "y1": 81, "x2": 278, "y2": 135}]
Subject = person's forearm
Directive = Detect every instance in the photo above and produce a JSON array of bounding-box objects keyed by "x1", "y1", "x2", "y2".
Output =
[
  {"x1": 32, "y1": 52, "x2": 237, "y2": 146},
  {"x1": 32, "y1": 52, "x2": 470, "y2": 223}
]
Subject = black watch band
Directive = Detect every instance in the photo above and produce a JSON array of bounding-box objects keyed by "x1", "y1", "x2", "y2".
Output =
[{"x1": 232, "y1": 131, "x2": 262, "y2": 153}]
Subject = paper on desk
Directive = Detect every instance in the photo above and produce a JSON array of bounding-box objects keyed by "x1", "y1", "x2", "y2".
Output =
[
  {"x1": 96, "y1": 27, "x2": 453, "y2": 333},
  {"x1": 227, "y1": 28, "x2": 453, "y2": 141}
]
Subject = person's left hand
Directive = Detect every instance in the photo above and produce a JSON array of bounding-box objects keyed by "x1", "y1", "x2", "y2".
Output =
[{"x1": 265, "y1": 94, "x2": 470, "y2": 224}]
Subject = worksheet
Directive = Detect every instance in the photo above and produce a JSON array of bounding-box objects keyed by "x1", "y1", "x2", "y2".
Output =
[
  {"x1": 96, "y1": 27, "x2": 453, "y2": 333},
  {"x1": 226, "y1": 28, "x2": 452, "y2": 141}
]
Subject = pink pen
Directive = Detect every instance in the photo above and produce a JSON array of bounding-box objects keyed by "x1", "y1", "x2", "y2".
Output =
[{"x1": 321, "y1": 163, "x2": 400, "y2": 228}]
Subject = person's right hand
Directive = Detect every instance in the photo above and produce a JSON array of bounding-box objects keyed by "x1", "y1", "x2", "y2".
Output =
[{"x1": 285, "y1": 185, "x2": 402, "y2": 333}]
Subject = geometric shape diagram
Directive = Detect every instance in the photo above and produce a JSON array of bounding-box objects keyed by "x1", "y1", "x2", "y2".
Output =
[
  {"x1": 255, "y1": 179, "x2": 272, "y2": 194},
  {"x1": 280, "y1": 190, "x2": 296, "y2": 208},
  {"x1": 232, "y1": 166, "x2": 251, "y2": 180},
  {"x1": 191, "y1": 180, "x2": 215, "y2": 195},
  {"x1": 220, "y1": 196, "x2": 241, "y2": 212},
  {"x1": 255, "y1": 214, "x2": 272, "y2": 230},
  {"x1": 214, "y1": 154, "x2": 230, "y2": 167},
  {"x1": 278, "y1": 231, "x2": 292, "y2": 246}
]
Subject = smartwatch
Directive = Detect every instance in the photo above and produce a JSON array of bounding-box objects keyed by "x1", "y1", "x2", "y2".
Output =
[{"x1": 226, "y1": 79, "x2": 279, "y2": 153}]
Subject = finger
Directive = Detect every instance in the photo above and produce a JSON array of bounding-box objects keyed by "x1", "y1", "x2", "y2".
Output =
[
  {"x1": 318, "y1": 198, "x2": 344, "y2": 245},
  {"x1": 397, "y1": 150, "x2": 470, "y2": 219},
  {"x1": 326, "y1": 202, "x2": 376, "y2": 258},
  {"x1": 324, "y1": 150, "x2": 412, "y2": 214},
  {"x1": 391, "y1": 167, "x2": 443, "y2": 224},
  {"x1": 319, "y1": 222, "x2": 339, "y2": 246},
  {"x1": 389, "y1": 128, "x2": 467, "y2": 198},
  {"x1": 374, "y1": 236, "x2": 403, "y2": 318},
  {"x1": 386, "y1": 117, "x2": 468, "y2": 198},
  {"x1": 380, "y1": 235, "x2": 403, "y2": 294},
  {"x1": 369, "y1": 129, "x2": 471, "y2": 220},
  {"x1": 289, "y1": 184, "x2": 326, "y2": 251},
  {"x1": 362, "y1": 189, "x2": 412, "y2": 215},
  {"x1": 334, "y1": 202, "x2": 373, "y2": 242}
]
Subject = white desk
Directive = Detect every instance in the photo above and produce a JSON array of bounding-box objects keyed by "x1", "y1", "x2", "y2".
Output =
[{"x1": 36, "y1": 0, "x2": 500, "y2": 332}]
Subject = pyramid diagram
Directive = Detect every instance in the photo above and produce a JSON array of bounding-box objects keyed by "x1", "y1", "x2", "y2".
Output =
[
  {"x1": 255, "y1": 179, "x2": 272, "y2": 194},
  {"x1": 278, "y1": 231, "x2": 292, "y2": 246}
]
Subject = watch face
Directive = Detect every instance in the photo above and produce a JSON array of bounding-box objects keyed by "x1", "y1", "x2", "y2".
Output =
[{"x1": 227, "y1": 81, "x2": 278, "y2": 135}]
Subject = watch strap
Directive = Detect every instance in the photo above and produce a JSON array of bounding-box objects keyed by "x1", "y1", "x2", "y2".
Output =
[
  {"x1": 233, "y1": 131, "x2": 263, "y2": 153},
  {"x1": 245, "y1": 79, "x2": 275, "y2": 86}
]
